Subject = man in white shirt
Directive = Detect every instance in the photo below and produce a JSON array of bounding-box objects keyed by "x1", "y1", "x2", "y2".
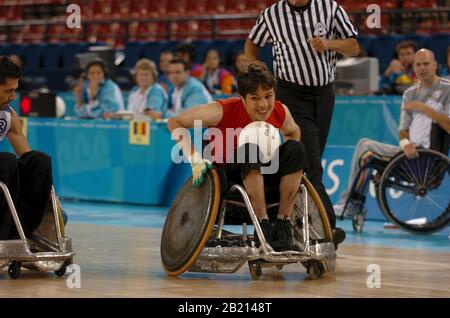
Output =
[{"x1": 334, "y1": 49, "x2": 450, "y2": 216}]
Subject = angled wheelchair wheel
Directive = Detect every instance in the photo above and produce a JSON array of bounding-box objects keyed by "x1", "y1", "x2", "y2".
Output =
[
  {"x1": 160, "y1": 169, "x2": 221, "y2": 276},
  {"x1": 378, "y1": 149, "x2": 450, "y2": 234}
]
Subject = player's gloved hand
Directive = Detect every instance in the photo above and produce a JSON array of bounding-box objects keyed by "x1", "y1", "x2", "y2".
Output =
[{"x1": 188, "y1": 152, "x2": 213, "y2": 187}]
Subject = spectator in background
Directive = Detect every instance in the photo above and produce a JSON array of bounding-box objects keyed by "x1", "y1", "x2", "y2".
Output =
[
  {"x1": 158, "y1": 50, "x2": 174, "y2": 92},
  {"x1": 379, "y1": 40, "x2": 417, "y2": 94},
  {"x1": 166, "y1": 58, "x2": 212, "y2": 118},
  {"x1": 175, "y1": 42, "x2": 203, "y2": 80},
  {"x1": 231, "y1": 51, "x2": 249, "y2": 78},
  {"x1": 231, "y1": 51, "x2": 249, "y2": 94},
  {"x1": 73, "y1": 59, "x2": 124, "y2": 119},
  {"x1": 200, "y1": 49, "x2": 235, "y2": 95},
  {"x1": 128, "y1": 59, "x2": 167, "y2": 120},
  {"x1": 439, "y1": 46, "x2": 450, "y2": 80}
]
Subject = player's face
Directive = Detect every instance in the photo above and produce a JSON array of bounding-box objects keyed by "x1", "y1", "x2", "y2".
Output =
[
  {"x1": 398, "y1": 47, "x2": 415, "y2": 67},
  {"x1": 413, "y1": 53, "x2": 437, "y2": 81},
  {"x1": 87, "y1": 65, "x2": 105, "y2": 85},
  {"x1": 243, "y1": 86, "x2": 276, "y2": 122},
  {"x1": 168, "y1": 63, "x2": 189, "y2": 88},
  {"x1": 136, "y1": 69, "x2": 154, "y2": 88},
  {"x1": 0, "y1": 78, "x2": 19, "y2": 110}
]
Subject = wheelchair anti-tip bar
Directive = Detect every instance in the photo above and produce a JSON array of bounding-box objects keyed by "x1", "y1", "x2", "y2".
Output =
[
  {"x1": 300, "y1": 184, "x2": 310, "y2": 252},
  {"x1": 50, "y1": 186, "x2": 64, "y2": 250}
]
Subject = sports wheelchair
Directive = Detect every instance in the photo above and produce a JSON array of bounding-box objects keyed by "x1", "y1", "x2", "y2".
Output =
[
  {"x1": 339, "y1": 148, "x2": 449, "y2": 234},
  {"x1": 0, "y1": 183, "x2": 75, "y2": 279},
  {"x1": 160, "y1": 169, "x2": 336, "y2": 280}
]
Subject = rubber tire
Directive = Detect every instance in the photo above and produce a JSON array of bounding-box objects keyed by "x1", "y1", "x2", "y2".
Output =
[{"x1": 378, "y1": 149, "x2": 450, "y2": 234}]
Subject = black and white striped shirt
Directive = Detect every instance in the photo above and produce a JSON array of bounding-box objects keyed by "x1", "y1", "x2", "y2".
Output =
[{"x1": 249, "y1": 0, "x2": 358, "y2": 87}]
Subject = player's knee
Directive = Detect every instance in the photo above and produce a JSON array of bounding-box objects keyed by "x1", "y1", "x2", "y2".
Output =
[
  {"x1": 26, "y1": 151, "x2": 52, "y2": 175},
  {"x1": 357, "y1": 138, "x2": 374, "y2": 150},
  {"x1": 0, "y1": 153, "x2": 18, "y2": 179},
  {"x1": 283, "y1": 140, "x2": 307, "y2": 157},
  {"x1": 237, "y1": 143, "x2": 264, "y2": 164},
  {"x1": 280, "y1": 140, "x2": 308, "y2": 169}
]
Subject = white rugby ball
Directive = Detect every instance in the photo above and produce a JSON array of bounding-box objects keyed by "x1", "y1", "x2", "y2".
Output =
[{"x1": 238, "y1": 121, "x2": 281, "y2": 163}]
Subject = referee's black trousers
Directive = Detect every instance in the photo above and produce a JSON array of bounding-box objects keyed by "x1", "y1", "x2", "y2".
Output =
[
  {"x1": 0, "y1": 151, "x2": 53, "y2": 239},
  {"x1": 276, "y1": 80, "x2": 336, "y2": 228}
]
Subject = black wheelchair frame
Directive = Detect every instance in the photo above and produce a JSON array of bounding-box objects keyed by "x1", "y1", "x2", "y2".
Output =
[{"x1": 339, "y1": 148, "x2": 450, "y2": 234}]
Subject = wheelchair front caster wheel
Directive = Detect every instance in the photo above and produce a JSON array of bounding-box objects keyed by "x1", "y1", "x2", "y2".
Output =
[
  {"x1": 352, "y1": 213, "x2": 365, "y2": 233},
  {"x1": 306, "y1": 261, "x2": 323, "y2": 279},
  {"x1": 54, "y1": 261, "x2": 69, "y2": 277},
  {"x1": 8, "y1": 262, "x2": 21, "y2": 279},
  {"x1": 248, "y1": 261, "x2": 262, "y2": 280}
]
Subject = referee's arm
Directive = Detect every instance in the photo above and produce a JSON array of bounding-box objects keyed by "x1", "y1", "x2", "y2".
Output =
[
  {"x1": 244, "y1": 39, "x2": 260, "y2": 63},
  {"x1": 308, "y1": 37, "x2": 359, "y2": 57},
  {"x1": 317, "y1": 3, "x2": 360, "y2": 57}
]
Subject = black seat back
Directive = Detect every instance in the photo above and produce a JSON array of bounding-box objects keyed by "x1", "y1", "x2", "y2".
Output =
[{"x1": 430, "y1": 123, "x2": 450, "y2": 156}]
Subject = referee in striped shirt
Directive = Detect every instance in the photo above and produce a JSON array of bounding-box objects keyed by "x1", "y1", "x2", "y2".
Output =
[{"x1": 245, "y1": 0, "x2": 359, "y2": 245}]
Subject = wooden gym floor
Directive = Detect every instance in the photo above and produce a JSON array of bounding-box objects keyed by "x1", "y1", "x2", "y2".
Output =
[{"x1": 1, "y1": 218, "x2": 449, "y2": 298}]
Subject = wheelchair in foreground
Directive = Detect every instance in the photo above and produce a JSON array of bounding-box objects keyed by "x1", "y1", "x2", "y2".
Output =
[
  {"x1": 0, "y1": 183, "x2": 75, "y2": 279},
  {"x1": 339, "y1": 149, "x2": 450, "y2": 234},
  {"x1": 160, "y1": 169, "x2": 336, "y2": 280}
]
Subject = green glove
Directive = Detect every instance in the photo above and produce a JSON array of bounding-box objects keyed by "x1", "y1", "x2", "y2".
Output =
[{"x1": 188, "y1": 152, "x2": 213, "y2": 187}]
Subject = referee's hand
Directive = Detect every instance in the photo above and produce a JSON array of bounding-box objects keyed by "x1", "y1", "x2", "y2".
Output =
[{"x1": 307, "y1": 37, "x2": 329, "y2": 53}]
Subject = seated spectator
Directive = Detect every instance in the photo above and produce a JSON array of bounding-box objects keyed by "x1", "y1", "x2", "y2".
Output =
[
  {"x1": 378, "y1": 41, "x2": 417, "y2": 95},
  {"x1": 231, "y1": 51, "x2": 249, "y2": 78},
  {"x1": 200, "y1": 49, "x2": 235, "y2": 95},
  {"x1": 128, "y1": 59, "x2": 168, "y2": 120},
  {"x1": 230, "y1": 51, "x2": 249, "y2": 93},
  {"x1": 175, "y1": 42, "x2": 203, "y2": 80},
  {"x1": 439, "y1": 46, "x2": 450, "y2": 80},
  {"x1": 158, "y1": 50, "x2": 174, "y2": 92},
  {"x1": 73, "y1": 59, "x2": 124, "y2": 119},
  {"x1": 166, "y1": 58, "x2": 212, "y2": 118}
]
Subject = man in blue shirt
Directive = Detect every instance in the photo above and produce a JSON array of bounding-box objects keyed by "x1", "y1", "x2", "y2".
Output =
[{"x1": 165, "y1": 58, "x2": 212, "y2": 118}]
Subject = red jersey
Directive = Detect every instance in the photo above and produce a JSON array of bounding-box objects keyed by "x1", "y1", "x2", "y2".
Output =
[{"x1": 208, "y1": 97, "x2": 286, "y2": 164}]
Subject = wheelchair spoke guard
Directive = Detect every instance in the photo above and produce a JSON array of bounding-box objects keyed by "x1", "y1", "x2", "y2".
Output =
[{"x1": 161, "y1": 169, "x2": 221, "y2": 276}]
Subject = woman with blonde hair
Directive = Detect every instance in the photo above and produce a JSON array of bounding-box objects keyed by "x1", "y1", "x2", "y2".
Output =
[{"x1": 128, "y1": 58, "x2": 168, "y2": 119}]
